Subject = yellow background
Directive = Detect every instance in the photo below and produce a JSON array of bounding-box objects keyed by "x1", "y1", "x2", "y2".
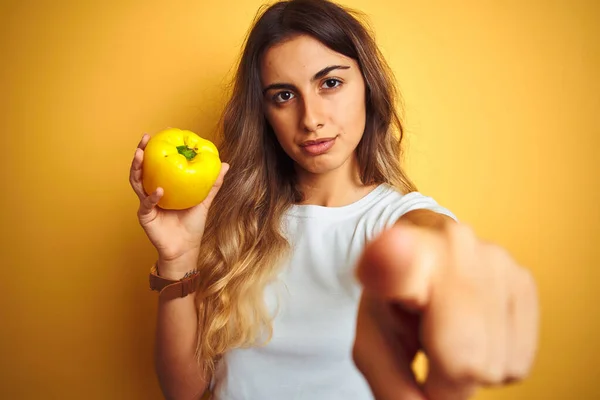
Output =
[{"x1": 1, "y1": 0, "x2": 598, "y2": 398}]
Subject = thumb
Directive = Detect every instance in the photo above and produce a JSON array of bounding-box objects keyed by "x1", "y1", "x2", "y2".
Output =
[
  {"x1": 200, "y1": 162, "x2": 230, "y2": 210},
  {"x1": 354, "y1": 294, "x2": 427, "y2": 400},
  {"x1": 356, "y1": 223, "x2": 449, "y2": 311}
]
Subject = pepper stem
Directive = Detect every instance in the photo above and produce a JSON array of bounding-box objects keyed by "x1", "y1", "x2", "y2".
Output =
[{"x1": 176, "y1": 145, "x2": 197, "y2": 161}]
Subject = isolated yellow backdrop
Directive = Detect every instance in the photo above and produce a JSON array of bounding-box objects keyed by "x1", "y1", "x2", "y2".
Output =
[{"x1": 1, "y1": 0, "x2": 598, "y2": 398}]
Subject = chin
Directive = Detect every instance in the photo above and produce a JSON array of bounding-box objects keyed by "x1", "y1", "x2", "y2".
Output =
[{"x1": 295, "y1": 155, "x2": 348, "y2": 175}]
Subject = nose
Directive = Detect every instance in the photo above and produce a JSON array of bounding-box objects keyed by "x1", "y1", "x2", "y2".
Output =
[{"x1": 301, "y1": 93, "x2": 325, "y2": 133}]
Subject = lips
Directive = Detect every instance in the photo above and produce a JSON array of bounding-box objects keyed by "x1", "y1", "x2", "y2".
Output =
[
  {"x1": 300, "y1": 137, "x2": 337, "y2": 156},
  {"x1": 301, "y1": 137, "x2": 336, "y2": 147}
]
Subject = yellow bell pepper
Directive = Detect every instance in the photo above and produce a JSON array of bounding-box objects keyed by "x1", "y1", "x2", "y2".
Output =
[{"x1": 142, "y1": 128, "x2": 222, "y2": 210}]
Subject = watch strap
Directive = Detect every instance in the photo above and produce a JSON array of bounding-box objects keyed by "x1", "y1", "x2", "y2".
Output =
[{"x1": 149, "y1": 263, "x2": 201, "y2": 301}]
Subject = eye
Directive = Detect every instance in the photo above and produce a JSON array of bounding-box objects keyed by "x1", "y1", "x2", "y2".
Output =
[
  {"x1": 274, "y1": 91, "x2": 295, "y2": 103},
  {"x1": 322, "y1": 78, "x2": 342, "y2": 89}
]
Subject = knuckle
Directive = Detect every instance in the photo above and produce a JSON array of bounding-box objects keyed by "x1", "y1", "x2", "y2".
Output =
[
  {"x1": 445, "y1": 223, "x2": 478, "y2": 253},
  {"x1": 512, "y1": 266, "x2": 538, "y2": 303},
  {"x1": 445, "y1": 357, "x2": 483, "y2": 383},
  {"x1": 489, "y1": 244, "x2": 513, "y2": 263},
  {"x1": 448, "y1": 357, "x2": 506, "y2": 386},
  {"x1": 437, "y1": 339, "x2": 487, "y2": 383},
  {"x1": 480, "y1": 365, "x2": 506, "y2": 386},
  {"x1": 449, "y1": 222, "x2": 476, "y2": 239},
  {"x1": 505, "y1": 362, "x2": 531, "y2": 382},
  {"x1": 518, "y1": 268, "x2": 537, "y2": 293},
  {"x1": 480, "y1": 243, "x2": 515, "y2": 276}
]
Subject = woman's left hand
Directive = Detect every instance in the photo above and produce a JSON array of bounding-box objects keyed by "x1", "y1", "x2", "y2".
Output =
[{"x1": 353, "y1": 220, "x2": 539, "y2": 400}]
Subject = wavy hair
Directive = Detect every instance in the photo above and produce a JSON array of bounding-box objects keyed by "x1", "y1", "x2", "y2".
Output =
[{"x1": 194, "y1": 0, "x2": 417, "y2": 377}]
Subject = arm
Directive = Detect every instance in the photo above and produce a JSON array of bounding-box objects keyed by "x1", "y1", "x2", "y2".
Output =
[{"x1": 155, "y1": 253, "x2": 210, "y2": 400}]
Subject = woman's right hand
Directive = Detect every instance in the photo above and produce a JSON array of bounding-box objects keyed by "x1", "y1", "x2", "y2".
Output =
[{"x1": 129, "y1": 134, "x2": 229, "y2": 272}]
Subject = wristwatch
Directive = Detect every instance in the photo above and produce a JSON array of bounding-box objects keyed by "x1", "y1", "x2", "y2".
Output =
[{"x1": 149, "y1": 263, "x2": 201, "y2": 300}]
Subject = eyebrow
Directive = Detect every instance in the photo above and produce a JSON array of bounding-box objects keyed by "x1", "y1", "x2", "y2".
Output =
[{"x1": 262, "y1": 65, "x2": 351, "y2": 94}]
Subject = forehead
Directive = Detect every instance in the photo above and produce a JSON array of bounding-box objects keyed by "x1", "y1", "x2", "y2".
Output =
[{"x1": 261, "y1": 34, "x2": 353, "y2": 82}]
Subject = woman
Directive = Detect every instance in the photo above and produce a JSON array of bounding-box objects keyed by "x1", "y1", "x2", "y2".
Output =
[{"x1": 128, "y1": 0, "x2": 539, "y2": 399}]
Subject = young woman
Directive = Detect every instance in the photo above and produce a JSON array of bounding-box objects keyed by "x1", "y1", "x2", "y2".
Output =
[{"x1": 128, "y1": 0, "x2": 539, "y2": 399}]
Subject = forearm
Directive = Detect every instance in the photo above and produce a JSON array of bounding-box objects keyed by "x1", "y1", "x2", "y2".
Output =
[{"x1": 155, "y1": 255, "x2": 208, "y2": 400}]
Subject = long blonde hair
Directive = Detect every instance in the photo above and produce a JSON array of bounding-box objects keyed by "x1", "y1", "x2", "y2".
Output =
[{"x1": 194, "y1": 0, "x2": 417, "y2": 376}]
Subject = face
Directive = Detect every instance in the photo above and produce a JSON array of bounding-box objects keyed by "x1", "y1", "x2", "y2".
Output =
[{"x1": 261, "y1": 34, "x2": 367, "y2": 176}]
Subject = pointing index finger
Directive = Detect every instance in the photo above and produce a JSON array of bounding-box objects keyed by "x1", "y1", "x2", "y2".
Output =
[{"x1": 356, "y1": 224, "x2": 448, "y2": 311}]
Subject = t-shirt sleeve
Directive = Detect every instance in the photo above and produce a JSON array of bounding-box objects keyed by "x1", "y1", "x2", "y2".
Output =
[{"x1": 370, "y1": 190, "x2": 458, "y2": 237}]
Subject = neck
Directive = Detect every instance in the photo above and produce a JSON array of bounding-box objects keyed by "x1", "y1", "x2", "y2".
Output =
[{"x1": 295, "y1": 154, "x2": 377, "y2": 207}]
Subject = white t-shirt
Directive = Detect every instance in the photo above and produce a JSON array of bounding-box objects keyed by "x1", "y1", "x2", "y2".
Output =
[{"x1": 211, "y1": 184, "x2": 457, "y2": 399}]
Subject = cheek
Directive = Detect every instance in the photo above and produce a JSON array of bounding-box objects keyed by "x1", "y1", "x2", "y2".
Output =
[
  {"x1": 265, "y1": 109, "x2": 297, "y2": 147},
  {"x1": 334, "y1": 90, "x2": 366, "y2": 138}
]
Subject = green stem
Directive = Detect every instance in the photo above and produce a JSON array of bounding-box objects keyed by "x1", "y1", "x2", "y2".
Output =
[{"x1": 176, "y1": 145, "x2": 197, "y2": 161}]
